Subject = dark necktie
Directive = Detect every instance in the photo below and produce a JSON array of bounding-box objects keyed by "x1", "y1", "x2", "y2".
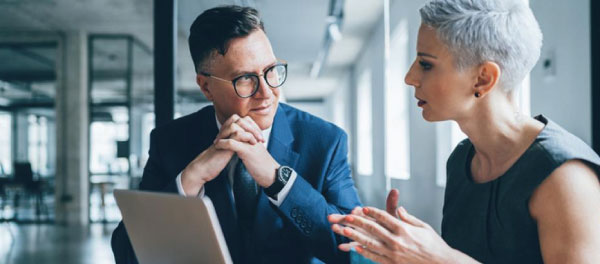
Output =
[{"x1": 233, "y1": 158, "x2": 259, "y2": 230}]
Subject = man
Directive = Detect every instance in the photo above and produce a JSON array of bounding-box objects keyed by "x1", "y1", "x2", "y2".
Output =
[{"x1": 111, "y1": 5, "x2": 361, "y2": 264}]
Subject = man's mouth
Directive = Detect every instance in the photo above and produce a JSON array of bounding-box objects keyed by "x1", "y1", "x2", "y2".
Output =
[{"x1": 250, "y1": 104, "x2": 272, "y2": 115}]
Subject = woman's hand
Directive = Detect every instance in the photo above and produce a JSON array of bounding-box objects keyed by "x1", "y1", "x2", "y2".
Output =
[{"x1": 329, "y1": 205, "x2": 478, "y2": 264}]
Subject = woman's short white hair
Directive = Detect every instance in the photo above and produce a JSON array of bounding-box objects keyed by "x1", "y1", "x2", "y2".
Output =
[{"x1": 420, "y1": 0, "x2": 543, "y2": 92}]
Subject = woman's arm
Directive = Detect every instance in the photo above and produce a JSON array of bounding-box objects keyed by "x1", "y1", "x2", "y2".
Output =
[{"x1": 529, "y1": 160, "x2": 600, "y2": 264}]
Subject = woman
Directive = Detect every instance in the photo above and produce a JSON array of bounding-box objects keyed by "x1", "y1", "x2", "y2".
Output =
[{"x1": 329, "y1": 0, "x2": 600, "y2": 263}]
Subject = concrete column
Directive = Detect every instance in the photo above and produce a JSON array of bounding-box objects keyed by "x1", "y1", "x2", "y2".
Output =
[{"x1": 55, "y1": 31, "x2": 89, "y2": 225}]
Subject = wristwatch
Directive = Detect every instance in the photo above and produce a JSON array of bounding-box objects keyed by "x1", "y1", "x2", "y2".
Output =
[{"x1": 265, "y1": 165, "x2": 293, "y2": 199}]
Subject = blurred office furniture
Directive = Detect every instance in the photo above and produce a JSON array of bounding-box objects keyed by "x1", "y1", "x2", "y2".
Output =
[{"x1": 12, "y1": 162, "x2": 50, "y2": 221}]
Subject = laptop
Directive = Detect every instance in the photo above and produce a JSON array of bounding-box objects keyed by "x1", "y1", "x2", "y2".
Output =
[{"x1": 114, "y1": 189, "x2": 233, "y2": 264}]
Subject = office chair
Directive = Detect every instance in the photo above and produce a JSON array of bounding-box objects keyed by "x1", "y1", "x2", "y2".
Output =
[{"x1": 13, "y1": 162, "x2": 47, "y2": 221}]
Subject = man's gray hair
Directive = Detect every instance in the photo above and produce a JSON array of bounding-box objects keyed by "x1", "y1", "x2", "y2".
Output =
[{"x1": 419, "y1": 0, "x2": 543, "y2": 92}]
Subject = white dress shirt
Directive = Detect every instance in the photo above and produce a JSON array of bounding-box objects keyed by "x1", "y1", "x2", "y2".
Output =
[{"x1": 175, "y1": 114, "x2": 297, "y2": 206}]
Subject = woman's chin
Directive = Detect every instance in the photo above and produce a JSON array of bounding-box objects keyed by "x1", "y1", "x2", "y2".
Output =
[{"x1": 421, "y1": 111, "x2": 444, "y2": 122}]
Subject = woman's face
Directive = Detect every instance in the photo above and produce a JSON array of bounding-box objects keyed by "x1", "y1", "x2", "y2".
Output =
[{"x1": 404, "y1": 24, "x2": 477, "y2": 122}]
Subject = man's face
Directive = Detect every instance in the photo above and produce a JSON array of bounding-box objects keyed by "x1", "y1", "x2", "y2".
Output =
[{"x1": 198, "y1": 30, "x2": 280, "y2": 130}]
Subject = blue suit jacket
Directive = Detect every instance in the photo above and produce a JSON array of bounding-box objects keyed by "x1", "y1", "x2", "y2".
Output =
[{"x1": 111, "y1": 103, "x2": 362, "y2": 263}]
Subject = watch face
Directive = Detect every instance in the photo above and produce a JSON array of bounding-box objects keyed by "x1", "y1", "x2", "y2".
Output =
[{"x1": 279, "y1": 166, "x2": 292, "y2": 181}]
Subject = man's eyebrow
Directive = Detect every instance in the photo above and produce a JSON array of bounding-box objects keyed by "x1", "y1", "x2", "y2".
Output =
[
  {"x1": 417, "y1": 52, "x2": 438, "y2": 59},
  {"x1": 230, "y1": 61, "x2": 278, "y2": 77}
]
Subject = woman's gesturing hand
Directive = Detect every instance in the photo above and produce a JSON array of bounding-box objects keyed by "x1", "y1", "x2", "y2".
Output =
[{"x1": 328, "y1": 190, "x2": 479, "y2": 264}]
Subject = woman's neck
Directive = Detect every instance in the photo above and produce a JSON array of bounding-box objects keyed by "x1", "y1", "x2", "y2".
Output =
[{"x1": 456, "y1": 93, "x2": 544, "y2": 182}]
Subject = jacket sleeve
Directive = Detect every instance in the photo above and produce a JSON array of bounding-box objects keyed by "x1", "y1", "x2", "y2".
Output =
[
  {"x1": 275, "y1": 131, "x2": 362, "y2": 263},
  {"x1": 111, "y1": 129, "x2": 179, "y2": 264}
]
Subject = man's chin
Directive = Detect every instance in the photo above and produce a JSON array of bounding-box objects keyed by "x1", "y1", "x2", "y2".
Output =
[{"x1": 252, "y1": 115, "x2": 274, "y2": 130}]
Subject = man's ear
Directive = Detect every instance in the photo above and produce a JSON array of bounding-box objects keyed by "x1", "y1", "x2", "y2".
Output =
[
  {"x1": 197, "y1": 74, "x2": 214, "y2": 101},
  {"x1": 474, "y1": 61, "x2": 501, "y2": 97}
]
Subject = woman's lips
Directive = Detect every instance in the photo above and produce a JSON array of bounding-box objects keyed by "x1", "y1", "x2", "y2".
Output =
[{"x1": 415, "y1": 96, "x2": 427, "y2": 107}]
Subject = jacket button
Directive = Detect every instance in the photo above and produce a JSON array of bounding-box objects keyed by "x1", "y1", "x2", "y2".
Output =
[{"x1": 291, "y1": 208, "x2": 298, "y2": 218}]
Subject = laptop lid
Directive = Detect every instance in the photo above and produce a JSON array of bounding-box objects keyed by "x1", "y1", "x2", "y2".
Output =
[{"x1": 114, "y1": 189, "x2": 233, "y2": 264}]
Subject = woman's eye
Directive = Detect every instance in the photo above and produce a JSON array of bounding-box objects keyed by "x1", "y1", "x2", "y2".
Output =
[{"x1": 419, "y1": 60, "x2": 432, "y2": 70}]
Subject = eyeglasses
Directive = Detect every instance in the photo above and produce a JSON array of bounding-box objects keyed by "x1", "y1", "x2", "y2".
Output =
[{"x1": 200, "y1": 62, "x2": 288, "y2": 98}]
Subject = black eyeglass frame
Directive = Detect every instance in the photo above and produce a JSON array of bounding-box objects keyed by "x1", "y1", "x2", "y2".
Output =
[{"x1": 199, "y1": 62, "x2": 288, "y2": 98}]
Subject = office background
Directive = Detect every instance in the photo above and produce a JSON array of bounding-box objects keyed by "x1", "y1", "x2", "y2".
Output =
[{"x1": 0, "y1": 0, "x2": 598, "y2": 263}]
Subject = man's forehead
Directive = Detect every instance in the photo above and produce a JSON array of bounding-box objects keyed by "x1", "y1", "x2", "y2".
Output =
[{"x1": 217, "y1": 31, "x2": 277, "y2": 73}]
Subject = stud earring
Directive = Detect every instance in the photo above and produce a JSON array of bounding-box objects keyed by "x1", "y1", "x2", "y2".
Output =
[{"x1": 475, "y1": 92, "x2": 481, "y2": 98}]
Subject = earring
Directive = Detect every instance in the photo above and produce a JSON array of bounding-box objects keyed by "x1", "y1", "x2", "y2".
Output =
[{"x1": 474, "y1": 92, "x2": 481, "y2": 98}]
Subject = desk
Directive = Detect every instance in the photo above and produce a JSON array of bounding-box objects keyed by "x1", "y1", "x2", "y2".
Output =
[{"x1": 90, "y1": 175, "x2": 128, "y2": 222}]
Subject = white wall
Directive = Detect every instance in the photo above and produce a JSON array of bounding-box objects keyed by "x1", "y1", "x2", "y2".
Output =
[
  {"x1": 529, "y1": 0, "x2": 592, "y2": 144},
  {"x1": 349, "y1": 0, "x2": 444, "y2": 230}
]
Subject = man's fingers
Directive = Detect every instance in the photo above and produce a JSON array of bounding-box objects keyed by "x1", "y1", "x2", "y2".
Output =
[
  {"x1": 386, "y1": 189, "x2": 400, "y2": 218},
  {"x1": 222, "y1": 114, "x2": 241, "y2": 127},
  {"x1": 236, "y1": 117, "x2": 264, "y2": 142},
  {"x1": 214, "y1": 139, "x2": 246, "y2": 154},
  {"x1": 231, "y1": 130, "x2": 257, "y2": 145},
  {"x1": 216, "y1": 123, "x2": 259, "y2": 145},
  {"x1": 242, "y1": 116, "x2": 264, "y2": 140}
]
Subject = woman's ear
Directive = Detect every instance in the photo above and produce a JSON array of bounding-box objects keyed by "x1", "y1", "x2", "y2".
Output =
[
  {"x1": 474, "y1": 61, "x2": 501, "y2": 97},
  {"x1": 197, "y1": 74, "x2": 213, "y2": 101}
]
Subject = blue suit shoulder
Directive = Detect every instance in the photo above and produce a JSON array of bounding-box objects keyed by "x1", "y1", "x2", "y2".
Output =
[{"x1": 149, "y1": 106, "x2": 215, "y2": 141}]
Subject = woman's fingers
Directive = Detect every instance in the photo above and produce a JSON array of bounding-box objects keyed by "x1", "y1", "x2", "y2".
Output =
[
  {"x1": 355, "y1": 245, "x2": 393, "y2": 264},
  {"x1": 338, "y1": 241, "x2": 361, "y2": 252},
  {"x1": 397, "y1": 206, "x2": 428, "y2": 228},
  {"x1": 363, "y1": 206, "x2": 406, "y2": 234},
  {"x1": 350, "y1": 206, "x2": 376, "y2": 221},
  {"x1": 327, "y1": 214, "x2": 345, "y2": 224},
  {"x1": 386, "y1": 189, "x2": 400, "y2": 218},
  {"x1": 339, "y1": 215, "x2": 397, "y2": 246},
  {"x1": 331, "y1": 223, "x2": 390, "y2": 255}
]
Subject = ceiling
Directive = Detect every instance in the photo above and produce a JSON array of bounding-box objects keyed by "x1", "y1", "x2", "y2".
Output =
[{"x1": 0, "y1": 0, "x2": 383, "y2": 103}]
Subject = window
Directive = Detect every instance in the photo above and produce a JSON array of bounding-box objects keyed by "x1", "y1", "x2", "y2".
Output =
[
  {"x1": 89, "y1": 108, "x2": 129, "y2": 174},
  {"x1": 0, "y1": 112, "x2": 11, "y2": 175},
  {"x1": 436, "y1": 75, "x2": 532, "y2": 187},
  {"x1": 28, "y1": 115, "x2": 49, "y2": 176},
  {"x1": 356, "y1": 69, "x2": 373, "y2": 176},
  {"x1": 385, "y1": 19, "x2": 410, "y2": 180}
]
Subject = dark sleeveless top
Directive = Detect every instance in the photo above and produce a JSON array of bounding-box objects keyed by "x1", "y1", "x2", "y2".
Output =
[{"x1": 441, "y1": 115, "x2": 600, "y2": 263}]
